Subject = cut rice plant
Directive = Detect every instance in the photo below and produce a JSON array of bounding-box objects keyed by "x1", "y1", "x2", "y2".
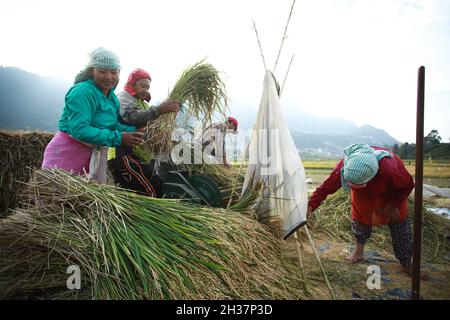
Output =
[
  {"x1": 0, "y1": 169, "x2": 305, "y2": 300},
  {"x1": 141, "y1": 61, "x2": 228, "y2": 156}
]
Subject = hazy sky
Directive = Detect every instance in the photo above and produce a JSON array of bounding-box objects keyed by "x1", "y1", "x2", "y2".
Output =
[{"x1": 1, "y1": 0, "x2": 449, "y2": 143}]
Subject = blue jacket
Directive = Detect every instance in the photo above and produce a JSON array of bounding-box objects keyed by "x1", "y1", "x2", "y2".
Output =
[{"x1": 58, "y1": 79, "x2": 136, "y2": 146}]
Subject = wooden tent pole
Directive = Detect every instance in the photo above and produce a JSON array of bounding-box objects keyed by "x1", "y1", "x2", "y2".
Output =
[
  {"x1": 252, "y1": 20, "x2": 268, "y2": 71},
  {"x1": 294, "y1": 230, "x2": 308, "y2": 292},
  {"x1": 280, "y1": 54, "x2": 295, "y2": 97},
  {"x1": 273, "y1": 0, "x2": 296, "y2": 73},
  {"x1": 304, "y1": 225, "x2": 336, "y2": 299},
  {"x1": 412, "y1": 66, "x2": 425, "y2": 300}
]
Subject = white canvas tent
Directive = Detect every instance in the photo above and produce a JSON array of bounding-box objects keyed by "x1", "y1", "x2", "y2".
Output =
[
  {"x1": 241, "y1": 2, "x2": 336, "y2": 298},
  {"x1": 241, "y1": 70, "x2": 308, "y2": 239}
]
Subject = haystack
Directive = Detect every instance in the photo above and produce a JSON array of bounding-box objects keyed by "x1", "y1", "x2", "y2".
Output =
[{"x1": 0, "y1": 130, "x2": 53, "y2": 217}]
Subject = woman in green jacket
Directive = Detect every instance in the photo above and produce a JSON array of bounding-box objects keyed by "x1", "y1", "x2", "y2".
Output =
[{"x1": 42, "y1": 47, "x2": 143, "y2": 183}]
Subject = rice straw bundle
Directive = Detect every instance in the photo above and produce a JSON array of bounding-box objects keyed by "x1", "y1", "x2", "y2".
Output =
[
  {"x1": 0, "y1": 130, "x2": 53, "y2": 217},
  {"x1": 0, "y1": 169, "x2": 305, "y2": 299},
  {"x1": 141, "y1": 61, "x2": 228, "y2": 155}
]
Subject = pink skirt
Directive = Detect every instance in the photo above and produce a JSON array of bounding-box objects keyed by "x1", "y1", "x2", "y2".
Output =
[{"x1": 42, "y1": 131, "x2": 92, "y2": 176}]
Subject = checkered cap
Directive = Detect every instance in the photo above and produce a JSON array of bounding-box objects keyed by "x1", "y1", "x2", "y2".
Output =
[
  {"x1": 74, "y1": 47, "x2": 120, "y2": 84},
  {"x1": 340, "y1": 144, "x2": 391, "y2": 191}
]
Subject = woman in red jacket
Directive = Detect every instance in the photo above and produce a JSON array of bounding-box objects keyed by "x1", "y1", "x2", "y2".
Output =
[{"x1": 307, "y1": 144, "x2": 415, "y2": 274}]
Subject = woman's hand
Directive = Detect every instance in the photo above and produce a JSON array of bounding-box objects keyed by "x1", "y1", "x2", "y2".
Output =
[
  {"x1": 158, "y1": 100, "x2": 180, "y2": 114},
  {"x1": 121, "y1": 132, "x2": 144, "y2": 147},
  {"x1": 383, "y1": 204, "x2": 400, "y2": 224}
]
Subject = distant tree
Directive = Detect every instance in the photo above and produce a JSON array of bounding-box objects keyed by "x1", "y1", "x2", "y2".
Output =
[
  {"x1": 395, "y1": 131, "x2": 449, "y2": 160},
  {"x1": 426, "y1": 143, "x2": 450, "y2": 160},
  {"x1": 424, "y1": 129, "x2": 441, "y2": 145},
  {"x1": 396, "y1": 142, "x2": 416, "y2": 160}
]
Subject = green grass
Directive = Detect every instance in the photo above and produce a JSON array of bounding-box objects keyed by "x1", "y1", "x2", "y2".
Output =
[{"x1": 303, "y1": 161, "x2": 337, "y2": 171}]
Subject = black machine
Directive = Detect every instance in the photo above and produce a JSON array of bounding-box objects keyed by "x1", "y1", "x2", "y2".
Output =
[{"x1": 155, "y1": 162, "x2": 224, "y2": 208}]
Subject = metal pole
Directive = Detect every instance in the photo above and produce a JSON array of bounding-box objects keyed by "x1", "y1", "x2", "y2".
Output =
[{"x1": 412, "y1": 66, "x2": 425, "y2": 300}]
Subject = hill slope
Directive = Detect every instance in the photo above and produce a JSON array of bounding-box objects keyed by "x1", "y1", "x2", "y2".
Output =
[{"x1": 0, "y1": 67, "x2": 399, "y2": 159}]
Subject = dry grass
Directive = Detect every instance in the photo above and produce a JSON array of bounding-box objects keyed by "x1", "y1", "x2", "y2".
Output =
[
  {"x1": 0, "y1": 130, "x2": 53, "y2": 217},
  {"x1": 405, "y1": 162, "x2": 450, "y2": 179},
  {"x1": 304, "y1": 160, "x2": 450, "y2": 179},
  {"x1": 282, "y1": 233, "x2": 450, "y2": 300}
]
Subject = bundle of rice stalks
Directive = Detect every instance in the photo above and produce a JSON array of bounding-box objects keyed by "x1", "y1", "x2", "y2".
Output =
[
  {"x1": 0, "y1": 130, "x2": 53, "y2": 217},
  {"x1": 141, "y1": 61, "x2": 228, "y2": 155},
  {"x1": 193, "y1": 164, "x2": 239, "y2": 186},
  {"x1": 0, "y1": 169, "x2": 305, "y2": 299},
  {"x1": 259, "y1": 217, "x2": 284, "y2": 240},
  {"x1": 311, "y1": 190, "x2": 450, "y2": 264}
]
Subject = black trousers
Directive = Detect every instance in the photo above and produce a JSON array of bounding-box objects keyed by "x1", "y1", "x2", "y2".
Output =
[
  {"x1": 351, "y1": 219, "x2": 413, "y2": 267},
  {"x1": 108, "y1": 154, "x2": 162, "y2": 198}
]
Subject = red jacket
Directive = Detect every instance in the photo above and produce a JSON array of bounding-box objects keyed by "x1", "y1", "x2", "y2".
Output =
[{"x1": 308, "y1": 148, "x2": 415, "y2": 226}]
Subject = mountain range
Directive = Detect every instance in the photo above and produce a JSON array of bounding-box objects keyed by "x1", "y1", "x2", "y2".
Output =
[{"x1": 0, "y1": 66, "x2": 399, "y2": 159}]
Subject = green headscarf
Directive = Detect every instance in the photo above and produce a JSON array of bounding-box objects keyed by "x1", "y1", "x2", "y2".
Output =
[
  {"x1": 74, "y1": 47, "x2": 121, "y2": 84},
  {"x1": 340, "y1": 143, "x2": 392, "y2": 191}
]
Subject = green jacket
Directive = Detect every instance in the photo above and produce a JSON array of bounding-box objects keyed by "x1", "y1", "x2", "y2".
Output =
[{"x1": 58, "y1": 79, "x2": 136, "y2": 147}]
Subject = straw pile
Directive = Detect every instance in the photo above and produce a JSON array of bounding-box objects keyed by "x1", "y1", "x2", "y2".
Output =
[
  {"x1": 0, "y1": 169, "x2": 305, "y2": 299},
  {"x1": 186, "y1": 164, "x2": 281, "y2": 237},
  {"x1": 141, "y1": 61, "x2": 228, "y2": 155},
  {"x1": 0, "y1": 130, "x2": 53, "y2": 217},
  {"x1": 311, "y1": 190, "x2": 450, "y2": 264}
]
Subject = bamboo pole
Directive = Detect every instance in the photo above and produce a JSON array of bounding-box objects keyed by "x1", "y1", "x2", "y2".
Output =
[
  {"x1": 304, "y1": 225, "x2": 336, "y2": 300},
  {"x1": 294, "y1": 230, "x2": 308, "y2": 293},
  {"x1": 252, "y1": 20, "x2": 268, "y2": 71},
  {"x1": 273, "y1": 0, "x2": 296, "y2": 73},
  {"x1": 280, "y1": 54, "x2": 295, "y2": 97}
]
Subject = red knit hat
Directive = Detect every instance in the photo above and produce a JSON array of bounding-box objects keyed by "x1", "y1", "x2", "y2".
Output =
[
  {"x1": 124, "y1": 68, "x2": 151, "y2": 97},
  {"x1": 227, "y1": 116, "x2": 238, "y2": 132}
]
